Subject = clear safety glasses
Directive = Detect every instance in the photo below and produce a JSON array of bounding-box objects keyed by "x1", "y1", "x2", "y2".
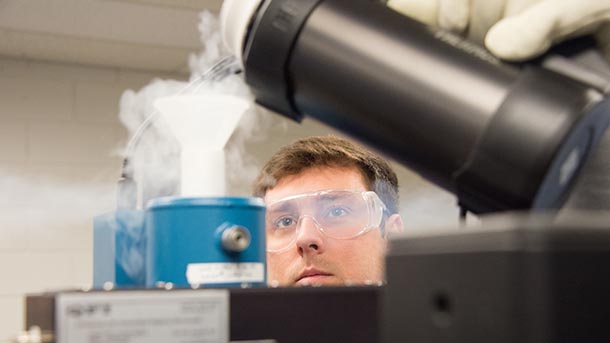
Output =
[{"x1": 265, "y1": 189, "x2": 388, "y2": 253}]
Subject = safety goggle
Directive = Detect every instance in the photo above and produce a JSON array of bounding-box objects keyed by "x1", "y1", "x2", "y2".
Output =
[{"x1": 265, "y1": 189, "x2": 388, "y2": 253}]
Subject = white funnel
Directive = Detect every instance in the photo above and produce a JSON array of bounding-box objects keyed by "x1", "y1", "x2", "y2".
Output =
[{"x1": 154, "y1": 94, "x2": 250, "y2": 197}]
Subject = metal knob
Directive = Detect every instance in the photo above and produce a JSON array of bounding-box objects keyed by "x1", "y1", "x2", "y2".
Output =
[{"x1": 221, "y1": 226, "x2": 251, "y2": 253}]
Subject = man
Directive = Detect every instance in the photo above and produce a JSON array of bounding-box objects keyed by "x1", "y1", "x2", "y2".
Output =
[{"x1": 253, "y1": 135, "x2": 404, "y2": 287}]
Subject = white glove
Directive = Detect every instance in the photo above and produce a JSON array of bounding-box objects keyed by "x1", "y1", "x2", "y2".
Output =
[{"x1": 387, "y1": 0, "x2": 610, "y2": 62}]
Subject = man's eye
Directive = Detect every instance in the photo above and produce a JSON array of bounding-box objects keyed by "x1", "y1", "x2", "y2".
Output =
[
  {"x1": 328, "y1": 207, "x2": 349, "y2": 218},
  {"x1": 274, "y1": 216, "x2": 296, "y2": 229}
]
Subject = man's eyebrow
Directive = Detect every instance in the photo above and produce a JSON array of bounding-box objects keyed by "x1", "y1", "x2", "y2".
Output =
[
  {"x1": 318, "y1": 193, "x2": 349, "y2": 202},
  {"x1": 271, "y1": 201, "x2": 297, "y2": 213}
]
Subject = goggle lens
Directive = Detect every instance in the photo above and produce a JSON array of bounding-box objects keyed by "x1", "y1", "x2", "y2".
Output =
[{"x1": 265, "y1": 190, "x2": 385, "y2": 252}]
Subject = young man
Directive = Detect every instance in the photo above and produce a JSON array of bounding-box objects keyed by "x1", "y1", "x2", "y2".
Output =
[{"x1": 253, "y1": 135, "x2": 404, "y2": 286}]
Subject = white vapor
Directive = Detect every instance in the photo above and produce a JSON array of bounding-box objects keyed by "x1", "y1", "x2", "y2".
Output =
[
  {"x1": 400, "y1": 187, "x2": 480, "y2": 231},
  {"x1": 0, "y1": 169, "x2": 116, "y2": 235},
  {"x1": 119, "y1": 10, "x2": 273, "y2": 204}
]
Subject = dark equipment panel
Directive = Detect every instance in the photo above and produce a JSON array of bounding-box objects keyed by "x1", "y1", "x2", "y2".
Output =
[
  {"x1": 384, "y1": 216, "x2": 610, "y2": 343},
  {"x1": 26, "y1": 286, "x2": 381, "y2": 343}
]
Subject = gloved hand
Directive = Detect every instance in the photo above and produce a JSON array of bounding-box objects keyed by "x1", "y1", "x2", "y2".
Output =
[{"x1": 386, "y1": 0, "x2": 610, "y2": 62}]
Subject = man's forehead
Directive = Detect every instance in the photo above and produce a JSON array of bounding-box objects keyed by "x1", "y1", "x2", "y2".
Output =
[
  {"x1": 269, "y1": 190, "x2": 359, "y2": 209},
  {"x1": 264, "y1": 166, "x2": 368, "y2": 203}
]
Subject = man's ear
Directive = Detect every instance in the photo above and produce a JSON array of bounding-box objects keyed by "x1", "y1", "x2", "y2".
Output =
[{"x1": 385, "y1": 213, "x2": 404, "y2": 235}]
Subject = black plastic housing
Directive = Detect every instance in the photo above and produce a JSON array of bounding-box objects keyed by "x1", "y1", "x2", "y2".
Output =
[
  {"x1": 243, "y1": 0, "x2": 610, "y2": 213},
  {"x1": 384, "y1": 215, "x2": 610, "y2": 343}
]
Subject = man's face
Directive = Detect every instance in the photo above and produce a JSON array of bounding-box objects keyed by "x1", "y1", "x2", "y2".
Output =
[{"x1": 264, "y1": 166, "x2": 390, "y2": 286}]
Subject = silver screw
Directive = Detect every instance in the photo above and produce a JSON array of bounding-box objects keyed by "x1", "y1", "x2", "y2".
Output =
[{"x1": 221, "y1": 226, "x2": 251, "y2": 252}]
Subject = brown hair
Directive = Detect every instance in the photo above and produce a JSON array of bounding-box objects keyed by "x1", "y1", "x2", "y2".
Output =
[{"x1": 253, "y1": 135, "x2": 400, "y2": 214}]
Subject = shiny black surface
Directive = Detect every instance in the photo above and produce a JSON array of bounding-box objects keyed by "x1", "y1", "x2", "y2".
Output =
[{"x1": 243, "y1": 0, "x2": 609, "y2": 213}]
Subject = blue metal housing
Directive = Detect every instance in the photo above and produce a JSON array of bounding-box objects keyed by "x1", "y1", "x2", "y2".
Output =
[
  {"x1": 93, "y1": 210, "x2": 146, "y2": 287},
  {"x1": 145, "y1": 196, "x2": 266, "y2": 287}
]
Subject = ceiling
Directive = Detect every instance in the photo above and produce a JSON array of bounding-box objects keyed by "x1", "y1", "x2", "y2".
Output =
[{"x1": 0, "y1": 0, "x2": 224, "y2": 74}]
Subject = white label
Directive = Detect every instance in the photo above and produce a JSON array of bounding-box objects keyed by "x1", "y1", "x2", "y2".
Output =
[
  {"x1": 186, "y1": 262, "x2": 265, "y2": 284},
  {"x1": 56, "y1": 290, "x2": 229, "y2": 343}
]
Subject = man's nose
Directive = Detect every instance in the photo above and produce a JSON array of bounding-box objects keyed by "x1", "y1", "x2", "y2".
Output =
[{"x1": 295, "y1": 215, "x2": 326, "y2": 255}]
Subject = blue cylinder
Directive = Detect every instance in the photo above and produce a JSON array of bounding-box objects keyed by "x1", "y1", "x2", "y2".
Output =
[{"x1": 145, "y1": 196, "x2": 266, "y2": 288}]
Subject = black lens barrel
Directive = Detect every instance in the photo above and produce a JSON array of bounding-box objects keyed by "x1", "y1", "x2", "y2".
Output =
[{"x1": 243, "y1": 0, "x2": 610, "y2": 213}]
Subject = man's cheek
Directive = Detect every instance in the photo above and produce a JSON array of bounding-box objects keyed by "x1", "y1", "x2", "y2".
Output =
[{"x1": 266, "y1": 255, "x2": 291, "y2": 282}]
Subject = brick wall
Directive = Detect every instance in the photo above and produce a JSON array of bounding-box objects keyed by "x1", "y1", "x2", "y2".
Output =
[{"x1": 0, "y1": 57, "x2": 185, "y2": 340}]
